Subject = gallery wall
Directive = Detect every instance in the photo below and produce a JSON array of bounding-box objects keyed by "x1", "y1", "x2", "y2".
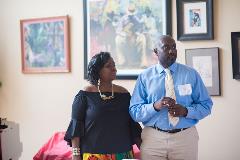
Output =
[{"x1": 0, "y1": 0, "x2": 240, "y2": 159}]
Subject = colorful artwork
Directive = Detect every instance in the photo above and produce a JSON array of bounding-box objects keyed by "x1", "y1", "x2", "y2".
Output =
[
  {"x1": 177, "y1": 0, "x2": 213, "y2": 40},
  {"x1": 20, "y1": 16, "x2": 70, "y2": 73},
  {"x1": 189, "y1": 9, "x2": 201, "y2": 27},
  {"x1": 84, "y1": 0, "x2": 171, "y2": 78}
]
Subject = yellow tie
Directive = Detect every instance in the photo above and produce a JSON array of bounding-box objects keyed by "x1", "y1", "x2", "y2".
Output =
[{"x1": 165, "y1": 68, "x2": 179, "y2": 127}]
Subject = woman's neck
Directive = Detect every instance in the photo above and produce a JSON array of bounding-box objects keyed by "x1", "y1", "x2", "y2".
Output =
[{"x1": 98, "y1": 81, "x2": 113, "y2": 91}]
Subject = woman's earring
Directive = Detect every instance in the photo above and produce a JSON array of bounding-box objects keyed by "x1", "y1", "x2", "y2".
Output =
[{"x1": 98, "y1": 79, "x2": 101, "y2": 86}]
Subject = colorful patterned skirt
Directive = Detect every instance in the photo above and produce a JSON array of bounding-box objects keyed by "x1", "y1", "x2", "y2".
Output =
[{"x1": 83, "y1": 150, "x2": 134, "y2": 160}]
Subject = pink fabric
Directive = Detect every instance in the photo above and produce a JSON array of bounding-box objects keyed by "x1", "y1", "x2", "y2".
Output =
[
  {"x1": 133, "y1": 144, "x2": 140, "y2": 159},
  {"x1": 33, "y1": 131, "x2": 140, "y2": 160},
  {"x1": 33, "y1": 132, "x2": 71, "y2": 160}
]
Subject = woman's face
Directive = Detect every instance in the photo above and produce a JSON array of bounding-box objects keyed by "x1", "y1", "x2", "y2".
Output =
[{"x1": 99, "y1": 57, "x2": 117, "y2": 82}]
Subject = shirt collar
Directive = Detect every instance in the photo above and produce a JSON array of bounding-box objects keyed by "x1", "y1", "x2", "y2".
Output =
[{"x1": 156, "y1": 62, "x2": 177, "y2": 74}]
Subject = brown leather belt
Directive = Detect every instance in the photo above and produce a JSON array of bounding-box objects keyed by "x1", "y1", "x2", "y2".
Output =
[{"x1": 151, "y1": 126, "x2": 189, "y2": 133}]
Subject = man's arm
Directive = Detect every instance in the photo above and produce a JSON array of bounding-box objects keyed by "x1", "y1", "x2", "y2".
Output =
[
  {"x1": 185, "y1": 71, "x2": 213, "y2": 120},
  {"x1": 129, "y1": 75, "x2": 158, "y2": 122}
]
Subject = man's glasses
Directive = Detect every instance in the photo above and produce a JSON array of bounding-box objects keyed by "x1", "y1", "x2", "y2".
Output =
[{"x1": 154, "y1": 44, "x2": 176, "y2": 53}]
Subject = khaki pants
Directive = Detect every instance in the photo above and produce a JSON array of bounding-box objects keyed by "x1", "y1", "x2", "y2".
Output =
[{"x1": 140, "y1": 126, "x2": 199, "y2": 160}]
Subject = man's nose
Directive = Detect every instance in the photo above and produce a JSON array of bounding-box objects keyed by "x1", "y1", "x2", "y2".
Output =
[
  {"x1": 112, "y1": 67, "x2": 117, "y2": 72},
  {"x1": 169, "y1": 49, "x2": 176, "y2": 55}
]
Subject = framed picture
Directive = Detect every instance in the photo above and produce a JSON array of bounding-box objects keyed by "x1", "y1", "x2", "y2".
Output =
[
  {"x1": 231, "y1": 32, "x2": 240, "y2": 79},
  {"x1": 176, "y1": 0, "x2": 213, "y2": 41},
  {"x1": 20, "y1": 16, "x2": 70, "y2": 73},
  {"x1": 185, "y1": 47, "x2": 220, "y2": 96},
  {"x1": 83, "y1": 0, "x2": 172, "y2": 79}
]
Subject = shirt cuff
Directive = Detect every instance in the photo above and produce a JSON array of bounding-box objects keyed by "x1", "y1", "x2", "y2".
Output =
[
  {"x1": 146, "y1": 102, "x2": 159, "y2": 115},
  {"x1": 185, "y1": 107, "x2": 194, "y2": 119}
]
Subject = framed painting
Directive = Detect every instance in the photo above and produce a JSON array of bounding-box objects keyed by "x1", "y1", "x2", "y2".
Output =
[
  {"x1": 176, "y1": 0, "x2": 213, "y2": 41},
  {"x1": 231, "y1": 32, "x2": 240, "y2": 80},
  {"x1": 185, "y1": 47, "x2": 220, "y2": 96},
  {"x1": 83, "y1": 0, "x2": 172, "y2": 79},
  {"x1": 20, "y1": 16, "x2": 70, "y2": 73}
]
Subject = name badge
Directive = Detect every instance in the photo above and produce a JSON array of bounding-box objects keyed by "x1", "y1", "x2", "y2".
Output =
[{"x1": 178, "y1": 84, "x2": 192, "y2": 96}]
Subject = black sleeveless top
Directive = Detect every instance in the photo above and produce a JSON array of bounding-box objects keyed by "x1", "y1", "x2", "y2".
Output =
[{"x1": 64, "y1": 90, "x2": 142, "y2": 154}]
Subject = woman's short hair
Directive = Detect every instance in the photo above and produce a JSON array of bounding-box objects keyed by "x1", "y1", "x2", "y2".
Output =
[{"x1": 87, "y1": 52, "x2": 111, "y2": 85}]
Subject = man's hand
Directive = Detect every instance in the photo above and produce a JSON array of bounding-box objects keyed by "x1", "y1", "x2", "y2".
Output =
[
  {"x1": 153, "y1": 97, "x2": 175, "y2": 111},
  {"x1": 154, "y1": 97, "x2": 188, "y2": 117},
  {"x1": 168, "y1": 104, "x2": 188, "y2": 117}
]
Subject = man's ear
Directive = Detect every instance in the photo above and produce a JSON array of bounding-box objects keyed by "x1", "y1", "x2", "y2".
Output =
[
  {"x1": 154, "y1": 50, "x2": 161, "y2": 58},
  {"x1": 153, "y1": 48, "x2": 158, "y2": 55}
]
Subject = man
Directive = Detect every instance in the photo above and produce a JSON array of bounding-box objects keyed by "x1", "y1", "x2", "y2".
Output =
[{"x1": 129, "y1": 35, "x2": 213, "y2": 160}]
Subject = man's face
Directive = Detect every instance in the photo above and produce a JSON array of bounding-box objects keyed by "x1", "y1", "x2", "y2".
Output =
[{"x1": 155, "y1": 36, "x2": 177, "y2": 68}]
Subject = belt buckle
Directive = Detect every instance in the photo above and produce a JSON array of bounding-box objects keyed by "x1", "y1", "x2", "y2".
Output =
[
  {"x1": 167, "y1": 129, "x2": 176, "y2": 133},
  {"x1": 152, "y1": 126, "x2": 187, "y2": 133},
  {"x1": 167, "y1": 128, "x2": 184, "y2": 133}
]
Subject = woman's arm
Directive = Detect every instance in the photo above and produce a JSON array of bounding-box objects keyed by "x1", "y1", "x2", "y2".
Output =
[
  {"x1": 71, "y1": 137, "x2": 81, "y2": 160},
  {"x1": 129, "y1": 118, "x2": 142, "y2": 149}
]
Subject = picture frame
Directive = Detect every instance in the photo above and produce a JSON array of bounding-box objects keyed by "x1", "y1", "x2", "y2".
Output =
[
  {"x1": 176, "y1": 0, "x2": 213, "y2": 41},
  {"x1": 231, "y1": 32, "x2": 240, "y2": 79},
  {"x1": 185, "y1": 47, "x2": 220, "y2": 96},
  {"x1": 83, "y1": 0, "x2": 172, "y2": 79},
  {"x1": 20, "y1": 16, "x2": 70, "y2": 73}
]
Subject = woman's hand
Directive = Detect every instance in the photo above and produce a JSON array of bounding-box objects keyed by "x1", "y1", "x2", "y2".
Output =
[
  {"x1": 72, "y1": 155, "x2": 81, "y2": 160},
  {"x1": 134, "y1": 137, "x2": 142, "y2": 149}
]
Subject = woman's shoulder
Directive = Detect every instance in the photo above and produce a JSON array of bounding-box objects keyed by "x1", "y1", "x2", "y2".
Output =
[
  {"x1": 83, "y1": 85, "x2": 98, "y2": 92},
  {"x1": 113, "y1": 84, "x2": 129, "y2": 93},
  {"x1": 75, "y1": 85, "x2": 98, "y2": 97}
]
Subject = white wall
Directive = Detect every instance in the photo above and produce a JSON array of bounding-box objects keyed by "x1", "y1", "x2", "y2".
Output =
[{"x1": 0, "y1": 0, "x2": 240, "y2": 159}]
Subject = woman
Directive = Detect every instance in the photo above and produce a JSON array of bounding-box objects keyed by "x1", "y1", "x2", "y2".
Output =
[{"x1": 64, "y1": 52, "x2": 142, "y2": 160}]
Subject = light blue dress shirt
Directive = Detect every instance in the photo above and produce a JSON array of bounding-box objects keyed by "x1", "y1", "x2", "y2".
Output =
[{"x1": 129, "y1": 62, "x2": 213, "y2": 130}]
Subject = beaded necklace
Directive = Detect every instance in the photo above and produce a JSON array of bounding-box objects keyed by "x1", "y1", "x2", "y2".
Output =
[{"x1": 97, "y1": 82, "x2": 114, "y2": 100}]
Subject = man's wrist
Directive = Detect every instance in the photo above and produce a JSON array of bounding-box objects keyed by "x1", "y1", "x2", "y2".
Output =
[
  {"x1": 184, "y1": 107, "x2": 188, "y2": 117},
  {"x1": 153, "y1": 102, "x2": 160, "y2": 112}
]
